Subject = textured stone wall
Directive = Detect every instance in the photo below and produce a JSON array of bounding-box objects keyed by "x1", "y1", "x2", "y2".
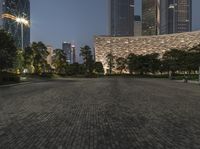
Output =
[{"x1": 95, "y1": 31, "x2": 200, "y2": 70}]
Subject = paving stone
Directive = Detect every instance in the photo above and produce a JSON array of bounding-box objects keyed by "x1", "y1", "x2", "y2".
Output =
[{"x1": 0, "y1": 78, "x2": 200, "y2": 148}]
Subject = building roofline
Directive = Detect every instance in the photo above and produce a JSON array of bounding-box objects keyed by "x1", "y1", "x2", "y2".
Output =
[{"x1": 95, "y1": 31, "x2": 200, "y2": 39}]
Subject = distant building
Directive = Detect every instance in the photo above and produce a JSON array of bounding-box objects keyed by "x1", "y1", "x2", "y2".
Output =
[
  {"x1": 168, "y1": 0, "x2": 192, "y2": 34},
  {"x1": 142, "y1": 0, "x2": 192, "y2": 36},
  {"x1": 95, "y1": 31, "x2": 200, "y2": 72},
  {"x1": 109, "y1": 0, "x2": 134, "y2": 36},
  {"x1": 71, "y1": 44, "x2": 76, "y2": 64},
  {"x1": 0, "y1": 0, "x2": 30, "y2": 48},
  {"x1": 62, "y1": 42, "x2": 76, "y2": 64},
  {"x1": 134, "y1": 15, "x2": 141, "y2": 36},
  {"x1": 62, "y1": 42, "x2": 72, "y2": 63},
  {"x1": 142, "y1": 0, "x2": 158, "y2": 36}
]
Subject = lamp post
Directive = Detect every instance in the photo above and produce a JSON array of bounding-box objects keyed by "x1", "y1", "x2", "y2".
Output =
[{"x1": 16, "y1": 17, "x2": 29, "y2": 50}]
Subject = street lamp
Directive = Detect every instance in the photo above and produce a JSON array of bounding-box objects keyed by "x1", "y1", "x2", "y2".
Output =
[{"x1": 16, "y1": 17, "x2": 29, "y2": 50}]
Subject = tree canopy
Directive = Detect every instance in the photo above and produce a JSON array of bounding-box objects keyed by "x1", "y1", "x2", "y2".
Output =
[
  {"x1": 80, "y1": 45, "x2": 94, "y2": 74},
  {"x1": 0, "y1": 29, "x2": 17, "y2": 72}
]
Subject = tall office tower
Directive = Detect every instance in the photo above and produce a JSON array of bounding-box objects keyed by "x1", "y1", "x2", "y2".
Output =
[
  {"x1": 142, "y1": 0, "x2": 192, "y2": 36},
  {"x1": 0, "y1": 0, "x2": 30, "y2": 48},
  {"x1": 62, "y1": 42, "x2": 72, "y2": 64},
  {"x1": 168, "y1": 0, "x2": 192, "y2": 34},
  {"x1": 110, "y1": 0, "x2": 134, "y2": 36},
  {"x1": 142, "y1": 0, "x2": 158, "y2": 36},
  {"x1": 134, "y1": 15, "x2": 142, "y2": 36},
  {"x1": 71, "y1": 44, "x2": 76, "y2": 64}
]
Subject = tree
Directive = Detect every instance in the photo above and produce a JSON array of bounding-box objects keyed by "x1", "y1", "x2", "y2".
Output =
[
  {"x1": 106, "y1": 53, "x2": 115, "y2": 74},
  {"x1": 94, "y1": 62, "x2": 104, "y2": 74},
  {"x1": 52, "y1": 49, "x2": 68, "y2": 74},
  {"x1": 32, "y1": 42, "x2": 49, "y2": 74},
  {"x1": 163, "y1": 49, "x2": 181, "y2": 74},
  {"x1": 127, "y1": 53, "x2": 160, "y2": 75},
  {"x1": 24, "y1": 46, "x2": 35, "y2": 73},
  {"x1": 14, "y1": 48, "x2": 24, "y2": 74},
  {"x1": 127, "y1": 53, "x2": 137, "y2": 74},
  {"x1": 147, "y1": 53, "x2": 160, "y2": 74},
  {"x1": 189, "y1": 44, "x2": 200, "y2": 72},
  {"x1": 66, "y1": 63, "x2": 80, "y2": 75},
  {"x1": 116, "y1": 57, "x2": 126, "y2": 74},
  {"x1": 80, "y1": 45, "x2": 94, "y2": 74},
  {"x1": 163, "y1": 49, "x2": 188, "y2": 74},
  {"x1": 0, "y1": 29, "x2": 17, "y2": 72},
  {"x1": 135, "y1": 55, "x2": 149, "y2": 75}
]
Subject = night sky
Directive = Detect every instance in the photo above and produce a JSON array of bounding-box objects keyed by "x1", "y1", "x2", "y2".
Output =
[{"x1": 31, "y1": 0, "x2": 200, "y2": 52}]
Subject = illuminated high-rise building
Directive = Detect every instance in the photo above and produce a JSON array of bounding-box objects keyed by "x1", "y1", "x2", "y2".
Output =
[
  {"x1": 71, "y1": 44, "x2": 76, "y2": 64},
  {"x1": 109, "y1": 0, "x2": 134, "y2": 36},
  {"x1": 62, "y1": 42, "x2": 72, "y2": 63},
  {"x1": 142, "y1": 0, "x2": 192, "y2": 36},
  {"x1": 142, "y1": 0, "x2": 158, "y2": 36},
  {"x1": 168, "y1": 0, "x2": 192, "y2": 34},
  {"x1": 0, "y1": 0, "x2": 30, "y2": 48}
]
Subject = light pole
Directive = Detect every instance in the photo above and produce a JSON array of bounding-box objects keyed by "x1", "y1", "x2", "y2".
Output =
[{"x1": 16, "y1": 17, "x2": 29, "y2": 50}]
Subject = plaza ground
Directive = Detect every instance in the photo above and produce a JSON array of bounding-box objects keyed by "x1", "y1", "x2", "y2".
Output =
[{"x1": 0, "y1": 78, "x2": 200, "y2": 149}]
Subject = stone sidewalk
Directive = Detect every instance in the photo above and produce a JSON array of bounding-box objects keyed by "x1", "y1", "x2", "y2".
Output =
[{"x1": 0, "y1": 78, "x2": 200, "y2": 149}]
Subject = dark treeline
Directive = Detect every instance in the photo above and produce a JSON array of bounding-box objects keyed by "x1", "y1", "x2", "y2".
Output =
[{"x1": 107, "y1": 46, "x2": 200, "y2": 77}]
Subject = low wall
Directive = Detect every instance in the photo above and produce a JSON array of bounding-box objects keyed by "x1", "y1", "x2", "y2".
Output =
[{"x1": 95, "y1": 31, "x2": 200, "y2": 70}]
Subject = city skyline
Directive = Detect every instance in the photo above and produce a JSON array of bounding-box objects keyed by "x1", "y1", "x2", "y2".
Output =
[
  {"x1": 142, "y1": 0, "x2": 192, "y2": 36},
  {"x1": 30, "y1": 0, "x2": 200, "y2": 49}
]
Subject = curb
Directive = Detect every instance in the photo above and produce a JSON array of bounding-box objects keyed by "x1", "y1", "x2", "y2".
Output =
[
  {"x1": 0, "y1": 81, "x2": 31, "y2": 88},
  {"x1": 175, "y1": 80, "x2": 200, "y2": 85}
]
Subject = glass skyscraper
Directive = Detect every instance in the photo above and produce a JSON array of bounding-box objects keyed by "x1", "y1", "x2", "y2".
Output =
[
  {"x1": 62, "y1": 42, "x2": 72, "y2": 64},
  {"x1": 142, "y1": 0, "x2": 158, "y2": 36},
  {"x1": 142, "y1": 0, "x2": 192, "y2": 36},
  {"x1": 168, "y1": 0, "x2": 192, "y2": 34},
  {"x1": 0, "y1": 0, "x2": 30, "y2": 48},
  {"x1": 110, "y1": 0, "x2": 134, "y2": 36}
]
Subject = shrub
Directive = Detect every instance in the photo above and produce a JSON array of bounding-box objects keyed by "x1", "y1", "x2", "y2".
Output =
[{"x1": 0, "y1": 72, "x2": 20, "y2": 83}]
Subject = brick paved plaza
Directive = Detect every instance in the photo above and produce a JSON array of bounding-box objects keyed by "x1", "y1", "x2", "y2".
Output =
[{"x1": 0, "y1": 78, "x2": 200, "y2": 149}]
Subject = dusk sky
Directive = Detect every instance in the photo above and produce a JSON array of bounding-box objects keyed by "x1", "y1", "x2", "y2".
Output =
[{"x1": 31, "y1": 0, "x2": 200, "y2": 52}]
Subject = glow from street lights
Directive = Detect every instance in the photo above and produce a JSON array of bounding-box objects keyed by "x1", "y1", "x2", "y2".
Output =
[{"x1": 16, "y1": 17, "x2": 29, "y2": 26}]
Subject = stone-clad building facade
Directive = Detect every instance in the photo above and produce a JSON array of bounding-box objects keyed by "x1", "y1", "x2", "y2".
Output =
[{"x1": 95, "y1": 31, "x2": 200, "y2": 71}]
